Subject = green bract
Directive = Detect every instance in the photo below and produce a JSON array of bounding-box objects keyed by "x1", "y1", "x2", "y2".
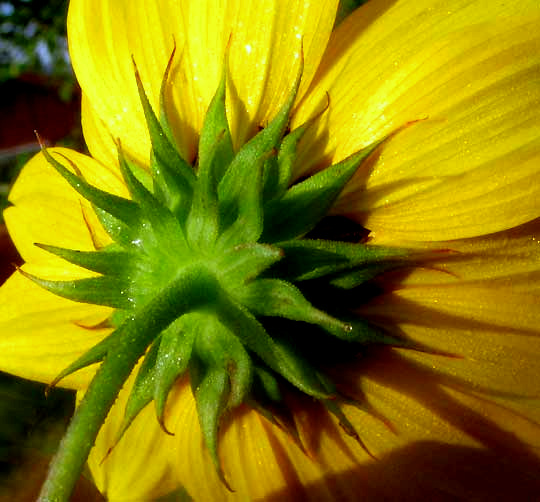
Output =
[{"x1": 33, "y1": 55, "x2": 416, "y2": 499}]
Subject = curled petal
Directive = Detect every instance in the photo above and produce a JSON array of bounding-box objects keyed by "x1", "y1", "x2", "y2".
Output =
[{"x1": 295, "y1": 0, "x2": 540, "y2": 240}]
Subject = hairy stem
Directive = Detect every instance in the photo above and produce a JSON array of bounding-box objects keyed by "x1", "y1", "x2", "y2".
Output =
[{"x1": 38, "y1": 265, "x2": 217, "y2": 501}]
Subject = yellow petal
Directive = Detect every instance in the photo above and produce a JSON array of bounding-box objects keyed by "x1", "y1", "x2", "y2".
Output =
[
  {"x1": 68, "y1": 0, "x2": 185, "y2": 164},
  {"x1": 163, "y1": 356, "x2": 540, "y2": 500},
  {"x1": 370, "y1": 219, "x2": 540, "y2": 293},
  {"x1": 358, "y1": 227, "x2": 540, "y2": 430},
  {"x1": 5, "y1": 147, "x2": 125, "y2": 265},
  {"x1": 69, "y1": 0, "x2": 338, "y2": 164},
  {"x1": 0, "y1": 271, "x2": 110, "y2": 389},
  {"x1": 81, "y1": 93, "x2": 119, "y2": 169},
  {"x1": 86, "y1": 371, "x2": 179, "y2": 501},
  {"x1": 361, "y1": 285, "x2": 540, "y2": 395},
  {"x1": 165, "y1": 380, "x2": 369, "y2": 501},
  {"x1": 336, "y1": 352, "x2": 540, "y2": 499},
  {"x1": 295, "y1": 0, "x2": 540, "y2": 241},
  {"x1": 179, "y1": 0, "x2": 339, "y2": 149}
]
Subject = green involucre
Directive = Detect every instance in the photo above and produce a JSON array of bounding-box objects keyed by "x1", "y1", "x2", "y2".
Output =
[{"x1": 34, "y1": 54, "x2": 418, "y2": 499}]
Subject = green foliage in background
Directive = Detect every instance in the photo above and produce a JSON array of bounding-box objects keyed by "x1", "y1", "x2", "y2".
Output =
[
  {"x1": 0, "y1": 371, "x2": 74, "y2": 494},
  {"x1": 0, "y1": 0, "x2": 72, "y2": 85}
]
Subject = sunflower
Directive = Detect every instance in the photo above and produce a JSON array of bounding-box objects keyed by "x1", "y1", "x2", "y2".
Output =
[{"x1": 1, "y1": 0, "x2": 540, "y2": 500}]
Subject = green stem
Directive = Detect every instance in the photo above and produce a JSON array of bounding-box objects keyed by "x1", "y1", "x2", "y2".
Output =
[
  {"x1": 38, "y1": 327, "x2": 148, "y2": 501},
  {"x1": 38, "y1": 265, "x2": 217, "y2": 501}
]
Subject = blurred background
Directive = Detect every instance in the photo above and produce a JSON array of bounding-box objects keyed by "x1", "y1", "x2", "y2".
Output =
[
  {"x1": 0, "y1": 0, "x2": 82, "y2": 221},
  {"x1": 0, "y1": 1, "x2": 90, "y2": 499},
  {"x1": 0, "y1": 0, "x2": 367, "y2": 499}
]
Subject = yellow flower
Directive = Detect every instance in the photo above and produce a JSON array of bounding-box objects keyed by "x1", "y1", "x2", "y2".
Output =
[{"x1": 2, "y1": 0, "x2": 540, "y2": 500}]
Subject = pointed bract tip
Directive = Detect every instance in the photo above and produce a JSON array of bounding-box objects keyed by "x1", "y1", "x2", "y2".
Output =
[
  {"x1": 56, "y1": 151, "x2": 83, "y2": 177},
  {"x1": 131, "y1": 54, "x2": 139, "y2": 74},
  {"x1": 156, "y1": 413, "x2": 175, "y2": 436},
  {"x1": 34, "y1": 130, "x2": 46, "y2": 148},
  {"x1": 44, "y1": 382, "x2": 55, "y2": 398},
  {"x1": 46, "y1": 374, "x2": 63, "y2": 395},
  {"x1": 72, "y1": 317, "x2": 112, "y2": 331},
  {"x1": 216, "y1": 462, "x2": 234, "y2": 493},
  {"x1": 100, "y1": 445, "x2": 114, "y2": 466}
]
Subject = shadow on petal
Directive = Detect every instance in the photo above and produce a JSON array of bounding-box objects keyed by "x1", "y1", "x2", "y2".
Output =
[
  {"x1": 263, "y1": 440, "x2": 540, "y2": 502},
  {"x1": 359, "y1": 350, "x2": 540, "y2": 454}
]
